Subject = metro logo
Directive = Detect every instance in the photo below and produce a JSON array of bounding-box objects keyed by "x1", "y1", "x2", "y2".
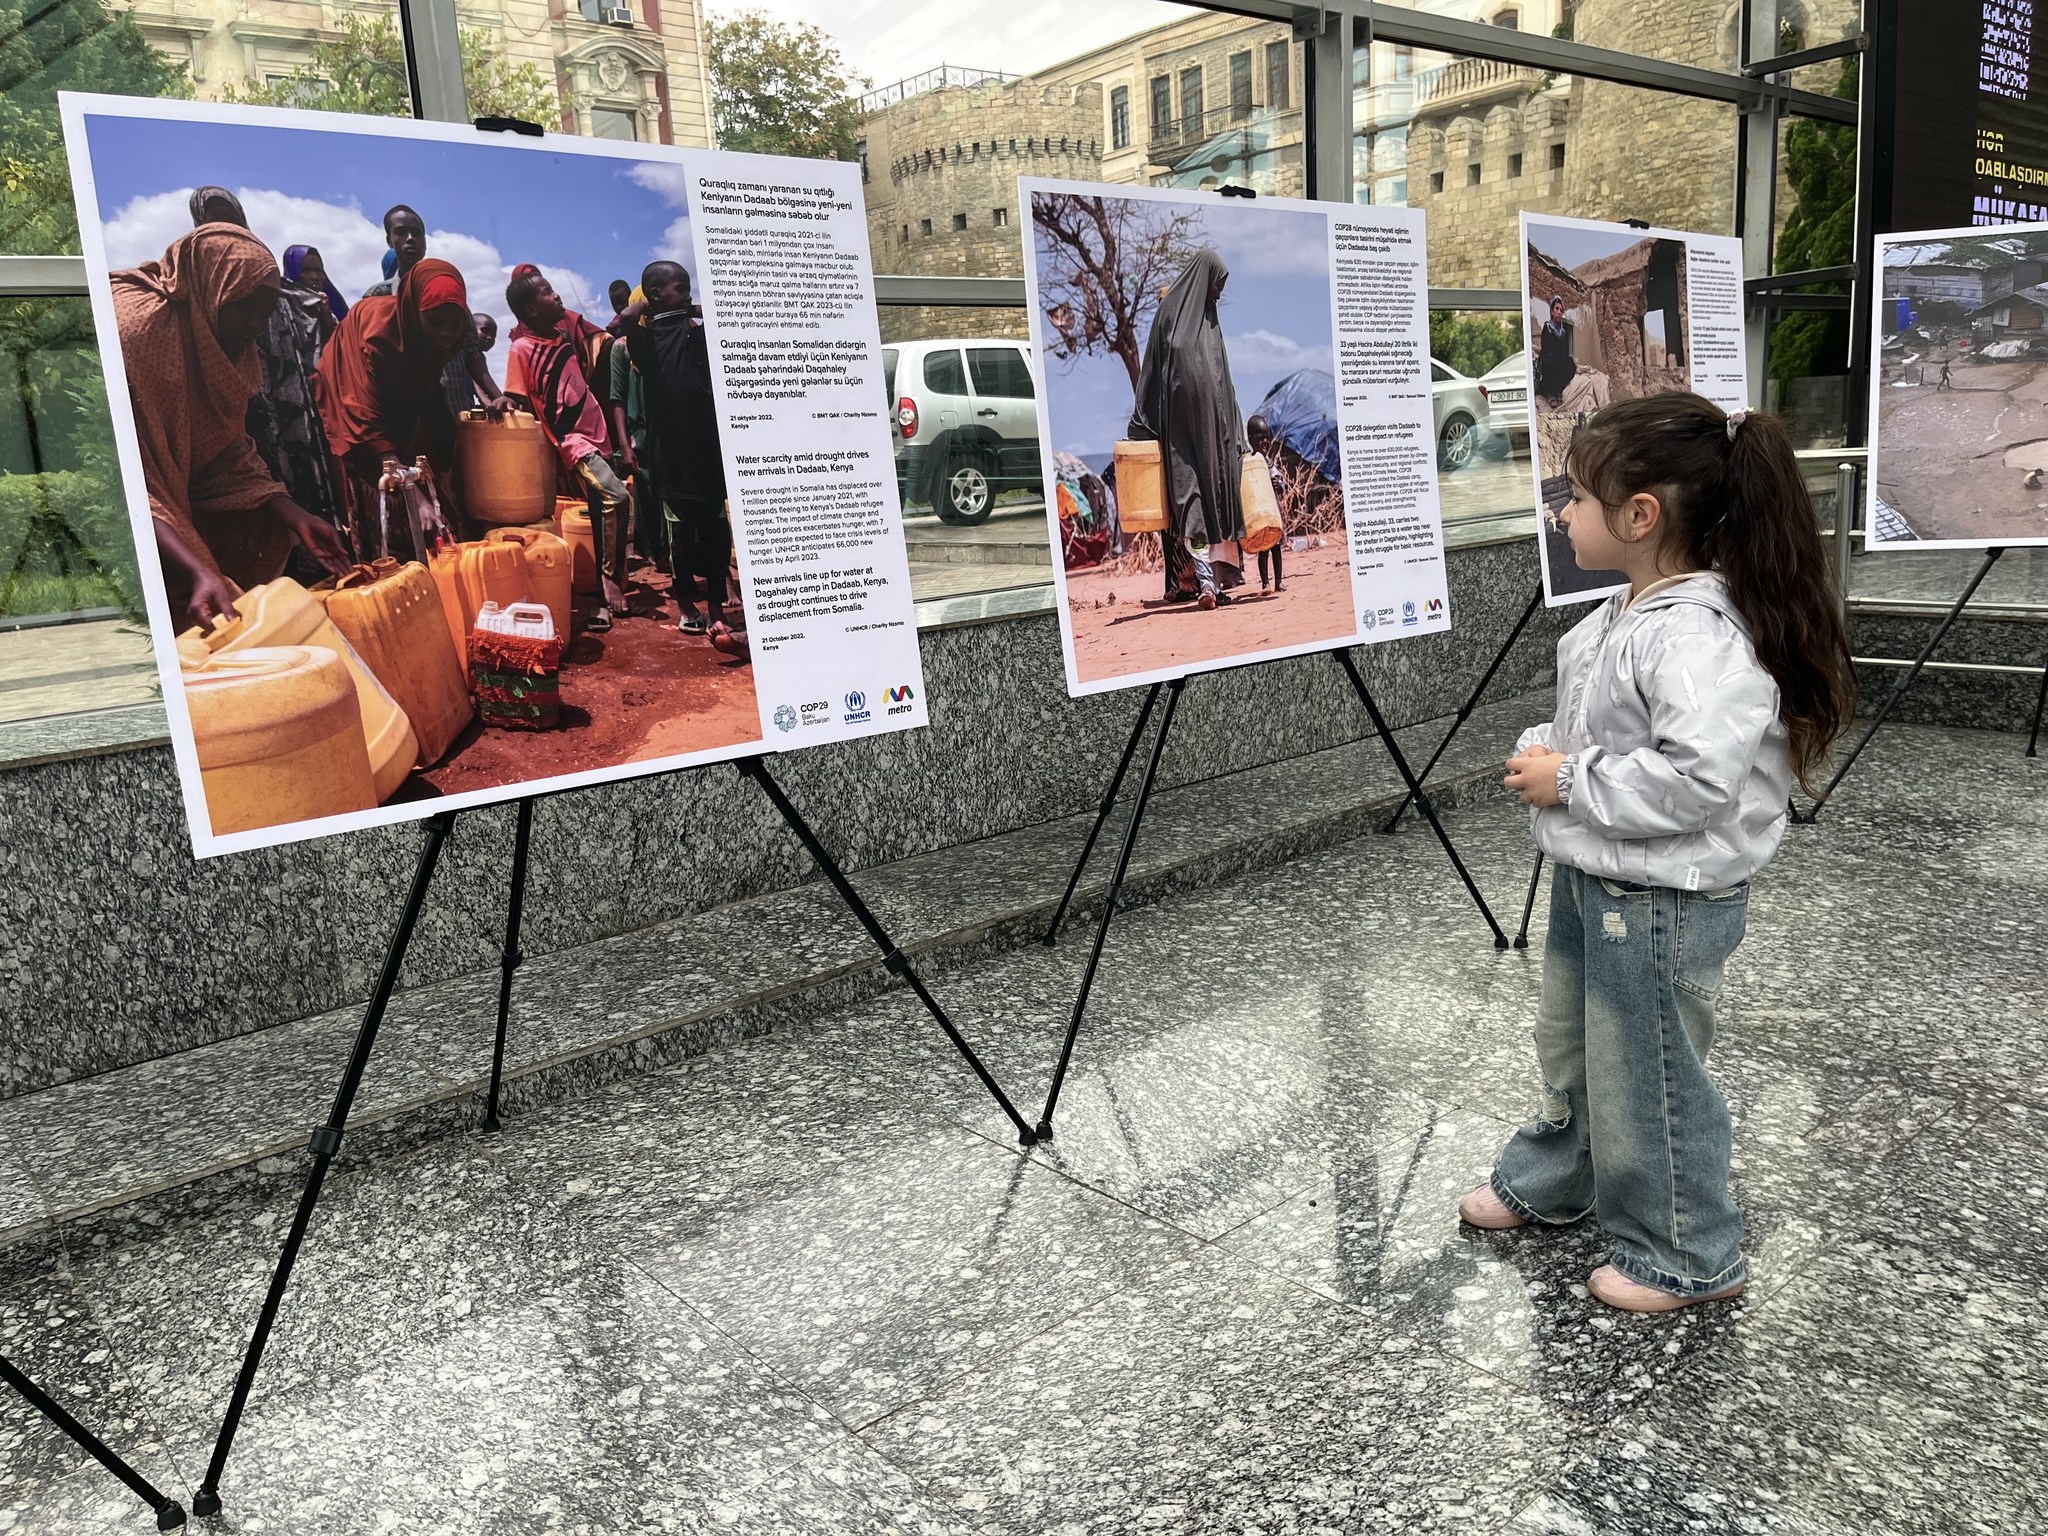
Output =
[{"x1": 885, "y1": 685, "x2": 916, "y2": 704}]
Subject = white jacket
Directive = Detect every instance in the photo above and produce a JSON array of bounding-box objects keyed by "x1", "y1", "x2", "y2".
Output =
[{"x1": 1518, "y1": 573, "x2": 1790, "y2": 892}]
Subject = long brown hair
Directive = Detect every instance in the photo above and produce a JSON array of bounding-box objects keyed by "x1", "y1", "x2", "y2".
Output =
[{"x1": 1565, "y1": 393, "x2": 1855, "y2": 793}]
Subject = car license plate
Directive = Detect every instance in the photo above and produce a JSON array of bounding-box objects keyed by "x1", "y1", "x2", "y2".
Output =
[{"x1": 1491, "y1": 388, "x2": 1526, "y2": 402}]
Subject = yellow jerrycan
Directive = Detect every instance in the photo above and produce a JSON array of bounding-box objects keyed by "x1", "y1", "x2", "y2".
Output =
[
  {"x1": 1113, "y1": 440, "x2": 1167, "y2": 533},
  {"x1": 185, "y1": 577, "x2": 416, "y2": 803},
  {"x1": 1239, "y1": 452, "x2": 1282, "y2": 553},
  {"x1": 182, "y1": 645, "x2": 378, "y2": 835},
  {"x1": 455, "y1": 409, "x2": 553, "y2": 526},
  {"x1": 553, "y1": 496, "x2": 600, "y2": 595},
  {"x1": 315, "y1": 559, "x2": 473, "y2": 767},
  {"x1": 430, "y1": 540, "x2": 532, "y2": 679},
  {"x1": 486, "y1": 526, "x2": 573, "y2": 643}
]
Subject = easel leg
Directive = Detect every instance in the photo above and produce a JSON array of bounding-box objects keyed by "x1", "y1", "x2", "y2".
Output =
[
  {"x1": 2027, "y1": 648, "x2": 2048, "y2": 759},
  {"x1": 736, "y1": 759, "x2": 1040, "y2": 1147},
  {"x1": 0, "y1": 1354, "x2": 186, "y2": 1529},
  {"x1": 483, "y1": 797, "x2": 534, "y2": 1134},
  {"x1": 1037, "y1": 676, "x2": 1187, "y2": 1141},
  {"x1": 192, "y1": 812, "x2": 455, "y2": 1518},
  {"x1": 1798, "y1": 546, "x2": 2006, "y2": 822},
  {"x1": 1336, "y1": 650, "x2": 1510, "y2": 949},
  {"x1": 1045, "y1": 682, "x2": 1163, "y2": 945},
  {"x1": 1515, "y1": 851, "x2": 1545, "y2": 950},
  {"x1": 1383, "y1": 582, "x2": 1543, "y2": 835}
]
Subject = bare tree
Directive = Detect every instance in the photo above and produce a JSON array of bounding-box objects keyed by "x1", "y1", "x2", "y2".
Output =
[{"x1": 1033, "y1": 193, "x2": 1202, "y2": 390}]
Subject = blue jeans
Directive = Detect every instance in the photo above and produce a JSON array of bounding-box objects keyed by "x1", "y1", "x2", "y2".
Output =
[{"x1": 1492, "y1": 863, "x2": 1750, "y2": 1296}]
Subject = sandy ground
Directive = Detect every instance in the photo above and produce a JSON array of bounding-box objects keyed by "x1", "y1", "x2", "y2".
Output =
[
  {"x1": 1064, "y1": 540, "x2": 1355, "y2": 686},
  {"x1": 412, "y1": 558, "x2": 760, "y2": 801},
  {"x1": 1877, "y1": 353, "x2": 2048, "y2": 542}
]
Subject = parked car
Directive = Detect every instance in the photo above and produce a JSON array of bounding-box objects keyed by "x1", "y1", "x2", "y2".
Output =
[
  {"x1": 1476, "y1": 350, "x2": 1529, "y2": 440},
  {"x1": 1430, "y1": 358, "x2": 1491, "y2": 472},
  {"x1": 884, "y1": 338, "x2": 1042, "y2": 525}
]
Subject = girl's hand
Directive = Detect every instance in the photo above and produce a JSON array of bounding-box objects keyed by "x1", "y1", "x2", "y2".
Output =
[{"x1": 1506, "y1": 746, "x2": 1567, "y2": 807}]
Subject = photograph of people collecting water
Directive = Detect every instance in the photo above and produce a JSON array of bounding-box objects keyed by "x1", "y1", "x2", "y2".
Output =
[
  {"x1": 66, "y1": 99, "x2": 765, "y2": 852},
  {"x1": 1523, "y1": 217, "x2": 1692, "y2": 602},
  {"x1": 1870, "y1": 225, "x2": 2048, "y2": 548},
  {"x1": 1029, "y1": 188, "x2": 1356, "y2": 690}
]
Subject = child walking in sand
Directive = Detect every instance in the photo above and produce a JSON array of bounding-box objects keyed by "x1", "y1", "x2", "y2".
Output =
[{"x1": 1460, "y1": 394, "x2": 1855, "y2": 1313}]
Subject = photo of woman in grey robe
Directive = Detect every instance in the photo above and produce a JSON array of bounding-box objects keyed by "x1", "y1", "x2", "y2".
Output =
[{"x1": 1127, "y1": 248, "x2": 1248, "y2": 608}]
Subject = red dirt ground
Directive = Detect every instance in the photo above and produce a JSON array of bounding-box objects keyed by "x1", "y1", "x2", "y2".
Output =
[
  {"x1": 409, "y1": 560, "x2": 760, "y2": 800},
  {"x1": 1064, "y1": 540, "x2": 1357, "y2": 687}
]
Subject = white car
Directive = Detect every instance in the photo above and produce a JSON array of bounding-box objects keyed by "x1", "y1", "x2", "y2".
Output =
[
  {"x1": 1477, "y1": 351, "x2": 1530, "y2": 440},
  {"x1": 883, "y1": 338, "x2": 1042, "y2": 525},
  {"x1": 1429, "y1": 358, "x2": 1492, "y2": 472}
]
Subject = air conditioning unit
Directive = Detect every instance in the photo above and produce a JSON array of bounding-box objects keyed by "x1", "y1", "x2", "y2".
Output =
[{"x1": 602, "y1": 6, "x2": 632, "y2": 23}]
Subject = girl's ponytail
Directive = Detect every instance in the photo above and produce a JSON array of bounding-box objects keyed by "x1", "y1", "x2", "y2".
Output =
[
  {"x1": 1565, "y1": 394, "x2": 1856, "y2": 795},
  {"x1": 1714, "y1": 409, "x2": 1856, "y2": 794}
]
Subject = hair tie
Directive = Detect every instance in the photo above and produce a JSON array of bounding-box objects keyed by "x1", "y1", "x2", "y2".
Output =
[{"x1": 1725, "y1": 408, "x2": 1750, "y2": 442}]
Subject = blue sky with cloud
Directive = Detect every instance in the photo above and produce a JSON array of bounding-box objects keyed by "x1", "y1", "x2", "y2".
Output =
[
  {"x1": 1035, "y1": 196, "x2": 1335, "y2": 463},
  {"x1": 81, "y1": 111, "x2": 692, "y2": 360}
]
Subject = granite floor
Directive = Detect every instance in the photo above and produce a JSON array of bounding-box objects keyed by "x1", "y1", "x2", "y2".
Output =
[{"x1": 4, "y1": 717, "x2": 2044, "y2": 1534}]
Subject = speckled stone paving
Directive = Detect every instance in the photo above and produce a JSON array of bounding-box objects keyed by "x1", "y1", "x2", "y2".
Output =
[{"x1": 3, "y1": 716, "x2": 2042, "y2": 1534}]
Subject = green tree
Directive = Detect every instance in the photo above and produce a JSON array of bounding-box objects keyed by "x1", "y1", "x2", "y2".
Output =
[
  {"x1": 707, "y1": 10, "x2": 865, "y2": 161},
  {"x1": 1429, "y1": 311, "x2": 1518, "y2": 378},
  {"x1": 1767, "y1": 59, "x2": 1857, "y2": 383},
  {"x1": 223, "y1": 14, "x2": 558, "y2": 126}
]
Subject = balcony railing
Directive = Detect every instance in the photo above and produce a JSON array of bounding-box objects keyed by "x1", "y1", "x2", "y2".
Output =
[
  {"x1": 1147, "y1": 102, "x2": 1300, "y2": 157},
  {"x1": 859, "y1": 65, "x2": 1015, "y2": 114},
  {"x1": 1411, "y1": 56, "x2": 1547, "y2": 112}
]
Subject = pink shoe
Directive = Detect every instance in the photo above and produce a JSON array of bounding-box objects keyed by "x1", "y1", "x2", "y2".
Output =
[
  {"x1": 1586, "y1": 1264, "x2": 1744, "y2": 1313},
  {"x1": 1457, "y1": 1182, "x2": 1526, "y2": 1230}
]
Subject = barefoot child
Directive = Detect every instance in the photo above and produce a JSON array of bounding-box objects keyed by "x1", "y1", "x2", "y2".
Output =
[{"x1": 1461, "y1": 395, "x2": 1855, "y2": 1313}]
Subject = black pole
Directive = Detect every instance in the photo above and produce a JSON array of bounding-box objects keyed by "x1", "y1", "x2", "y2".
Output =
[
  {"x1": 482, "y1": 797, "x2": 534, "y2": 1134},
  {"x1": 1045, "y1": 682, "x2": 1163, "y2": 945},
  {"x1": 1336, "y1": 649, "x2": 1510, "y2": 949},
  {"x1": 193, "y1": 811, "x2": 455, "y2": 1518},
  {"x1": 1037, "y1": 675, "x2": 1187, "y2": 1141},
  {"x1": 1799, "y1": 546, "x2": 2005, "y2": 822},
  {"x1": 2027, "y1": 650, "x2": 2048, "y2": 759},
  {"x1": 1383, "y1": 582, "x2": 1544, "y2": 834},
  {"x1": 0, "y1": 1355, "x2": 186, "y2": 1529},
  {"x1": 1515, "y1": 850, "x2": 1546, "y2": 949},
  {"x1": 735, "y1": 758, "x2": 1039, "y2": 1147}
]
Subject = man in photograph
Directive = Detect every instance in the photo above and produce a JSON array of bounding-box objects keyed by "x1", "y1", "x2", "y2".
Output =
[{"x1": 363, "y1": 203, "x2": 510, "y2": 420}]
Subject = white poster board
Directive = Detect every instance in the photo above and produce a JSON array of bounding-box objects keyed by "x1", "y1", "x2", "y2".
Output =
[
  {"x1": 1868, "y1": 221, "x2": 2048, "y2": 548},
  {"x1": 1521, "y1": 212, "x2": 1748, "y2": 606},
  {"x1": 1020, "y1": 179, "x2": 1451, "y2": 698},
  {"x1": 61, "y1": 95, "x2": 924, "y2": 857}
]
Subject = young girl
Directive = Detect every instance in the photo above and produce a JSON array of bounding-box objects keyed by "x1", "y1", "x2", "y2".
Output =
[{"x1": 1459, "y1": 394, "x2": 1855, "y2": 1313}]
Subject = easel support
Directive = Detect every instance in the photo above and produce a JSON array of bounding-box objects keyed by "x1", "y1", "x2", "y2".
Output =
[
  {"x1": 1382, "y1": 582, "x2": 1543, "y2": 834},
  {"x1": 2028, "y1": 645, "x2": 2048, "y2": 759},
  {"x1": 1038, "y1": 677, "x2": 1186, "y2": 1140},
  {"x1": 1044, "y1": 681, "x2": 1164, "y2": 943},
  {"x1": 0, "y1": 1355, "x2": 186, "y2": 1529},
  {"x1": 1796, "y1": 546, "x2": 2005, "y2": 822},
  {"x1": 193, "y1": 811, "x2": 456, "y2": 1518},
  {"x1": 1516, "y1": 851, "x2": 1546, "y2": 949},
  {"x1": 735, "y1": 757, "x2": 1039, "y2": 1148},
  {"x1": 482, "y1": 796, "x2": 534, "y2": 1134}
]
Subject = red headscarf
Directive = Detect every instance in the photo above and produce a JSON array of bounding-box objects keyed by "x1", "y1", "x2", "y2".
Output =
[{"x1": 319, "y1": 257, "x2": 469, "y2": 468}]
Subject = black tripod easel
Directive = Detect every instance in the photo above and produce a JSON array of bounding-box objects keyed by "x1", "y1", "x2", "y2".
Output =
[
  {"x1": 1033, "y1": 647, "x2": 1509, "y2": 1140},
  {"x1": 0, "y1": 1355, "x2": 186, "y2": 1529},
  {"x1": 1794, "y1": 545, "x2": 2009, "y2": 823},
  {"x1": 190, "y1": 758, "x2": 1036, "y2": 1519},
  {"x1": 1380, "y1": 581, "x2": 1544, "y2": 835}
]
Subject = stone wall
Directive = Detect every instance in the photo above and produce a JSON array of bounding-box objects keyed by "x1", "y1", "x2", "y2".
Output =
[{"x1": 1409, "y1": 90, "x2": 1573, "y2": 288}]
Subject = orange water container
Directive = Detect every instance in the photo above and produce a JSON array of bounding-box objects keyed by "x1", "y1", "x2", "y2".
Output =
[
  {"x1": 1239, "y1": 452, "x2": 1282, "y2": 554},
  {"x1": 315, "y1": 558, "x2": 473, "y2": 766},
  {"x1": 485, "y1": 527, "x2": 573, "y2": 642},
  {"x1": 430, "y1": 540, "x2": 531, "y2": 678},
  {"x1": 553, "y1": 496, "x2": 599, "y2": 595},
  {"x1": 456, "y1": 410, "x2": 554, "y2": 526},
  {"x1": 1113, "y1": 440, "x2": 1167, "y2": 534},
  {"x1": 183, "y1": 645, "x2": 377, "y2": 835},
  {"x1": 186, "y1": 578, "x2": 416, "y2": 803}
]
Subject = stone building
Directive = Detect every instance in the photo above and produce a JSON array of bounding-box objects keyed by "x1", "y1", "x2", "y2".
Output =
[
  {"x1": 1528, "y1": 236, "x2": 1690, "y2": 399},
  {"x1": 116, "y1": 0, "x2": 714, "y2": 146},
  {"x1": 859, "y1": 73, "x2": 1103, "y2": 339}
]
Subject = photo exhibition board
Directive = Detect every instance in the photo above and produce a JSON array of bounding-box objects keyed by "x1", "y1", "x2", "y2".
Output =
[
  {"x1": 1018, "y1": 177, "x2": 1452, "y2": 698},
  {"x1": 60, "y1": 95, "x2": 925, "y2": 858},
  {"x1": 1867, "y1": 220, "x2": 2048, "y2": 550},
  {"x1": 1520, "y1": 212, "x2": 1748, "y2": 607}
]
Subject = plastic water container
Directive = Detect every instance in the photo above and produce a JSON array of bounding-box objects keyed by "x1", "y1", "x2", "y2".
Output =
[
  {"x1": 456, "y1": 410, "x2": 553, "y2": 526},
  {"x1": 485, "y1": 526, "x2": 573, "y2": 643},
  {"x1": 186, "y1": 577, "x2": 417, "y2": 803},
  {"x1": 315, "y1": 558, "x2": 473, "y2": 767},
  {"x1": 1113, "y1": 440, "x2": 1166, "y2": 533},
  {"x1": 553, "y1": 496, "x2": 599, "y2": 595},
  {"x1": 475, "y1": 600, "x2": 557, "y2": 641},
  {"x1": 183, "y1": 645, "x2": 378, "y2": 835},
  {"x1": 430, "y1": 539, "x2": 530, "y2": 678},
  {"x1": 1239, "y1": 452, "x2": 1282, "y2": 553}
]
